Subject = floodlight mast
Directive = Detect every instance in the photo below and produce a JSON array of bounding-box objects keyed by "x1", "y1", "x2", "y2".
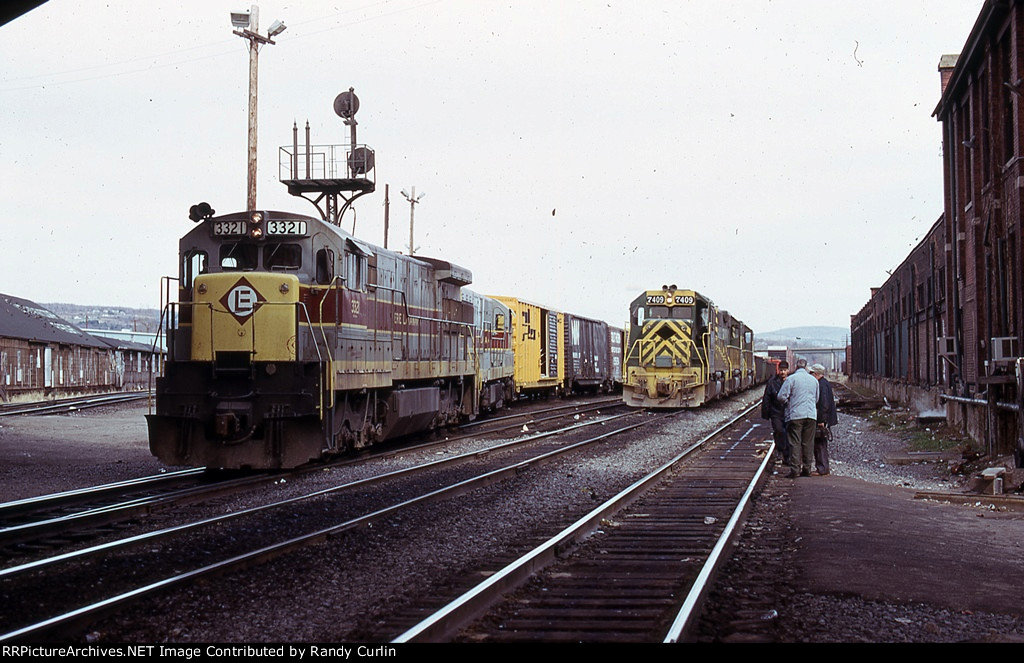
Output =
[{"x1": 231, "y1": 4, "x2": 286, "y2": 211}]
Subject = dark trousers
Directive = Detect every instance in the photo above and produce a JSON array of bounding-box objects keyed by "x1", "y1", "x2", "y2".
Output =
[
  {"x1": 814, "y1": 425, "x2": 831, "y2": 474},
  {"x1": 787, "y1": 418, "x2": 817, "y2": 474},
  {"x1": 770, "y1": 415, "x2": 790, "y2": 464}
]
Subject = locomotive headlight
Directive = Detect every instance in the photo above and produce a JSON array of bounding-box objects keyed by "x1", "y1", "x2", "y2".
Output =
[
  {"x1": 250, "y1": 227, "x2": 264, "y2": 239},
  {"x1": 250, "y1": 211, "x2": 263, "y2": 225}
]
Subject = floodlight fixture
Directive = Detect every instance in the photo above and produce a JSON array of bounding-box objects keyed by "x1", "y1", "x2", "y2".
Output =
[
  {"x1": 267, "y1": 20, "x2": 286, "y2": 37},
  {"x1": 230, "y1": 10, "x2": 251, "y2": 28}
]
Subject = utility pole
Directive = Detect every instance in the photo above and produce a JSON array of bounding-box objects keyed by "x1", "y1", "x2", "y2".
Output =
[
  {"x1": 383, "y1": 184, "x2": 390, "y2": 249},
  {"x1": 232, "y1": 5, "x2": 286, "y2": 211},
  {"x1": 401, "y1": 187, "x2": 425, "y2": 255}
]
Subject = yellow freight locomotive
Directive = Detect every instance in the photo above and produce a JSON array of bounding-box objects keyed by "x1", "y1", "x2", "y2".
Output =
[
  {"x1": 147, "y1": 208, "x2": 515, "y2": 469},
  {"x1": 622, "y1": 286, "x2": 761, "y2": 408}
]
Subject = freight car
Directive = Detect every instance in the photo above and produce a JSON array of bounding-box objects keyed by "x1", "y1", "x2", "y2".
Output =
[
  {"x1": 563, "y1": 312, "x2": 617, "y2": 394},
  {"x1": 147, "y1": 208, "x2": 511, "y2": 469},
  {"x1": 490, "y1": 296, "x2": 565, "y2": 398},
  {"x1": 622, "y1": 286, "x2": 760, "y2": 408},
  {"x1": 490, "y1": 298, "x2": 624, "y2": 398},
  {"x1": 609, "y1": 325, "x2": 624, "y2": 390}
]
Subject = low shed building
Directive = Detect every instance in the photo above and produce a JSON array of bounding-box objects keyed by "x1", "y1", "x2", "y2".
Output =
[{"x1": 0, "y1": 293, "x2": 119, "y2": 402}]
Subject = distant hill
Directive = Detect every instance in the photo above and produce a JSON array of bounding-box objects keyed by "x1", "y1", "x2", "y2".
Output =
[
  {"x1": 42, "y1": 303, "x2": 161, "y2": 334},
  {"x1": 755, "y1": 326, "x2": 848, "y2": 349}
]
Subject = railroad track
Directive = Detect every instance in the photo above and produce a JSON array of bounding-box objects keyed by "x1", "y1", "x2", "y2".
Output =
[
  {"x1": 393, "y1": 403, "x2": 772, "y2": 643},
  {"x1": 0, "y1": 468, "x2": 271, "y2": 556},
  {"x1": 832, "y1": 381, "x2": 885, "y2": 412},
  {"x1": 0, "y1": 396, "x2": 620, "y2": 559},
  {"x1": 0, "y1": 402, "x2": 663, "y2": 642},
  {"x1": 0, "y1": 392, "x2": 151, "y2": 417}
]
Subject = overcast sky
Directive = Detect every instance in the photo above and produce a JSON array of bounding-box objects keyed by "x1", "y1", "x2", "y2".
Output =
[{"x1": 1, "y1": 0, "x2": 985, "y2": 334}]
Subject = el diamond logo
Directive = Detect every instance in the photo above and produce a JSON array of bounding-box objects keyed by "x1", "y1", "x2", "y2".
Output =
[{"x1": 220, "y1": 277, "x2": 263, "y2": 324}]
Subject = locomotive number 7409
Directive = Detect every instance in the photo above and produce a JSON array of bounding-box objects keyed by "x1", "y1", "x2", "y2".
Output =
[{"x1": 646, "y1": 295, "x2": 695, "y2": 305}]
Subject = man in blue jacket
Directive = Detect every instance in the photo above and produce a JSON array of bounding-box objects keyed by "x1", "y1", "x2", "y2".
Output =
[{"x1": 776, "y1": 358, "x2": 819, "y2": 478}]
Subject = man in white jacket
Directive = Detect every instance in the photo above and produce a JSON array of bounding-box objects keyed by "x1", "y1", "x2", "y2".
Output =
[{"x1": 776, "y1": 358, "x2": 819, "y2": 478}]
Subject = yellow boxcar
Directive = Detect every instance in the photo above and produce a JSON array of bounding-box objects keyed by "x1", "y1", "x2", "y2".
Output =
[{"x1": 490, "y1": 296, "x2": 565, "y2": 397}]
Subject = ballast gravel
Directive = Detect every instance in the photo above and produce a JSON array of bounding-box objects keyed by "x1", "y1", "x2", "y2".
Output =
[{"x1": 6, "y1": 394, "x2": 1023, "y2": 643}]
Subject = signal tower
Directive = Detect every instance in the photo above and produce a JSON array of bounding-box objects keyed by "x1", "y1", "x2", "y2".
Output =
[{"x1": 279, "y1": 88, "x2": 375, "y2": 226}]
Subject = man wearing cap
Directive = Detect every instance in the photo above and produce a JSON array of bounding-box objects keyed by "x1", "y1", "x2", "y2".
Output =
[
  {"x1": 760, "y1": 361, "x2": 791, "y2": 466},
  {"x1": 809, "y1": 363, "x2": 838, "y2": 475},
  {"x1": 776, "y1": 358, "x2": 819, "y2": 478}
]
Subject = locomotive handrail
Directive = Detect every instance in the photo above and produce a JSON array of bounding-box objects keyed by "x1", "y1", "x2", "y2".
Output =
[
  {"x1": 147, "y1": 275, "x2": 181, "y2": 413},
  {"x1": 159, "y1": 299, "x2": 328, "y2": 421},
  {"x1": 314, "y1": 278, "x2": 343, "y2": 413},
  {"x1": 627, "y1": 333, "x2": 708, "y2": 381},
  {"x1": 158, "y1": 300, "x2": 320, "y2": 365}
]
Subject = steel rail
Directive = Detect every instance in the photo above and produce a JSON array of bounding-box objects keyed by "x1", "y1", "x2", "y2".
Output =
[
  {"x1": 662, "y1": 428, "x2": 774, "y2": 642},
  {"x1": 0, "y1": 468, "x2": 205, "y2": 520},
  {"x1": 0, "y1": 410, "x2": 643, "y2": 580},
  {"x1": 0, "y1": 392, "x2": 151, "y2": 417},
  {"x1": 458, "y1": 396, "x2": 623, "y2": 429},
  {"x1": 1, "y1": 399, "x2": 618, "y2": 550},
  {"x1": 0, "y1": 471, "x2": 273, "y2": 549},
  {"x1": 0, "y1": 408, "x2": 669, "y2": 642},
  {"x1": 393, "y1": 402, "x2": 762, "y2": 643}
]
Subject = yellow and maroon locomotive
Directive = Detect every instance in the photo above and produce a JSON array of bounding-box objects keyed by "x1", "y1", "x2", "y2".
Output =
[{"x1": 148, "y1": 208, "x2": 506, "y2": 469}]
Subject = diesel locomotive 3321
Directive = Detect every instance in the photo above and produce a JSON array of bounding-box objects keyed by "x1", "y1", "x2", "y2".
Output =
[{"x1": 146, "y1": 206, "x2": 515, "y2": 469}]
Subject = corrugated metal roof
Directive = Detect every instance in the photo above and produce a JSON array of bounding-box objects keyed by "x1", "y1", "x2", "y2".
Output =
[{"x1": 0, "y1": 293, "x2": 110, "y2": 349}]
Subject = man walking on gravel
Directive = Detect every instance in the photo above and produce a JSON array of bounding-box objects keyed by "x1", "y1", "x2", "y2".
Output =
[{"x1": 776, "y1": 358, "x2": 819, "y2": 478}]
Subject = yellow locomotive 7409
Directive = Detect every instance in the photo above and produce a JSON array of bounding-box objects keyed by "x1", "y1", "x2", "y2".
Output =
[{"x1": 622, "y1": 286, "x2": 758, "y2": 408}]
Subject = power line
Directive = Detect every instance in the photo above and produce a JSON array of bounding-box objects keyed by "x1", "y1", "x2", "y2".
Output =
[{"x1": 0, "y1": 0, "x2": 444, "y2": 92}]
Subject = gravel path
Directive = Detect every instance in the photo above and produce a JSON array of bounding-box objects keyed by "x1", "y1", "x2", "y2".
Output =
[{"x1": 698, "y1": 404, "x2": 1024, "y2": 643}]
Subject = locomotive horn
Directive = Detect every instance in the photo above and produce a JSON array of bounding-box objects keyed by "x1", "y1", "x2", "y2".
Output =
[{"x1": 189, "y1": 202, "x2": 215, "y2": 222}]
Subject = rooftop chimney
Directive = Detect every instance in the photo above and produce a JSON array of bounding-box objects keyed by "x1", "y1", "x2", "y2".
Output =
[{"x1": 939, "y1": 54, "x2": 959, "y2": 95}]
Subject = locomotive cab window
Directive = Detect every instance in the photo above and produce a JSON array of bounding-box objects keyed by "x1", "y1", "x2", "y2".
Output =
[
  {"x1": 343, "y1": 239, "x2": 372, "y2": 291},
  {"x1": 264, "y1": 243, "x2": 302, "y2": 271},
  {"x1": 183, "y1": 250, "x2": 208, "y2": 288},
  {"x1": 316, "y1": 248, "x2": 335, "y2": 285},
  {"x1": 645, "y1": 305, "x2": 692, "y2": 320},
  {"x1": 671, "y1": 305, "x2": 694, "y2": 320},
  {"x1": 220, "y1": 243, "x2": 258, "y2": 270}
]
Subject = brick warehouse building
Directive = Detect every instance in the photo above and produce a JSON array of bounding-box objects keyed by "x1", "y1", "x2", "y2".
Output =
[{"x1": 852, "y1": 0, "x2": 1024, "y2": 465}]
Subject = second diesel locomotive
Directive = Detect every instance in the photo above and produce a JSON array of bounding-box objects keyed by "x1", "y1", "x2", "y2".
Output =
[{"x1": 622, "y1": 286, "x2": 765, "y2": 408}]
